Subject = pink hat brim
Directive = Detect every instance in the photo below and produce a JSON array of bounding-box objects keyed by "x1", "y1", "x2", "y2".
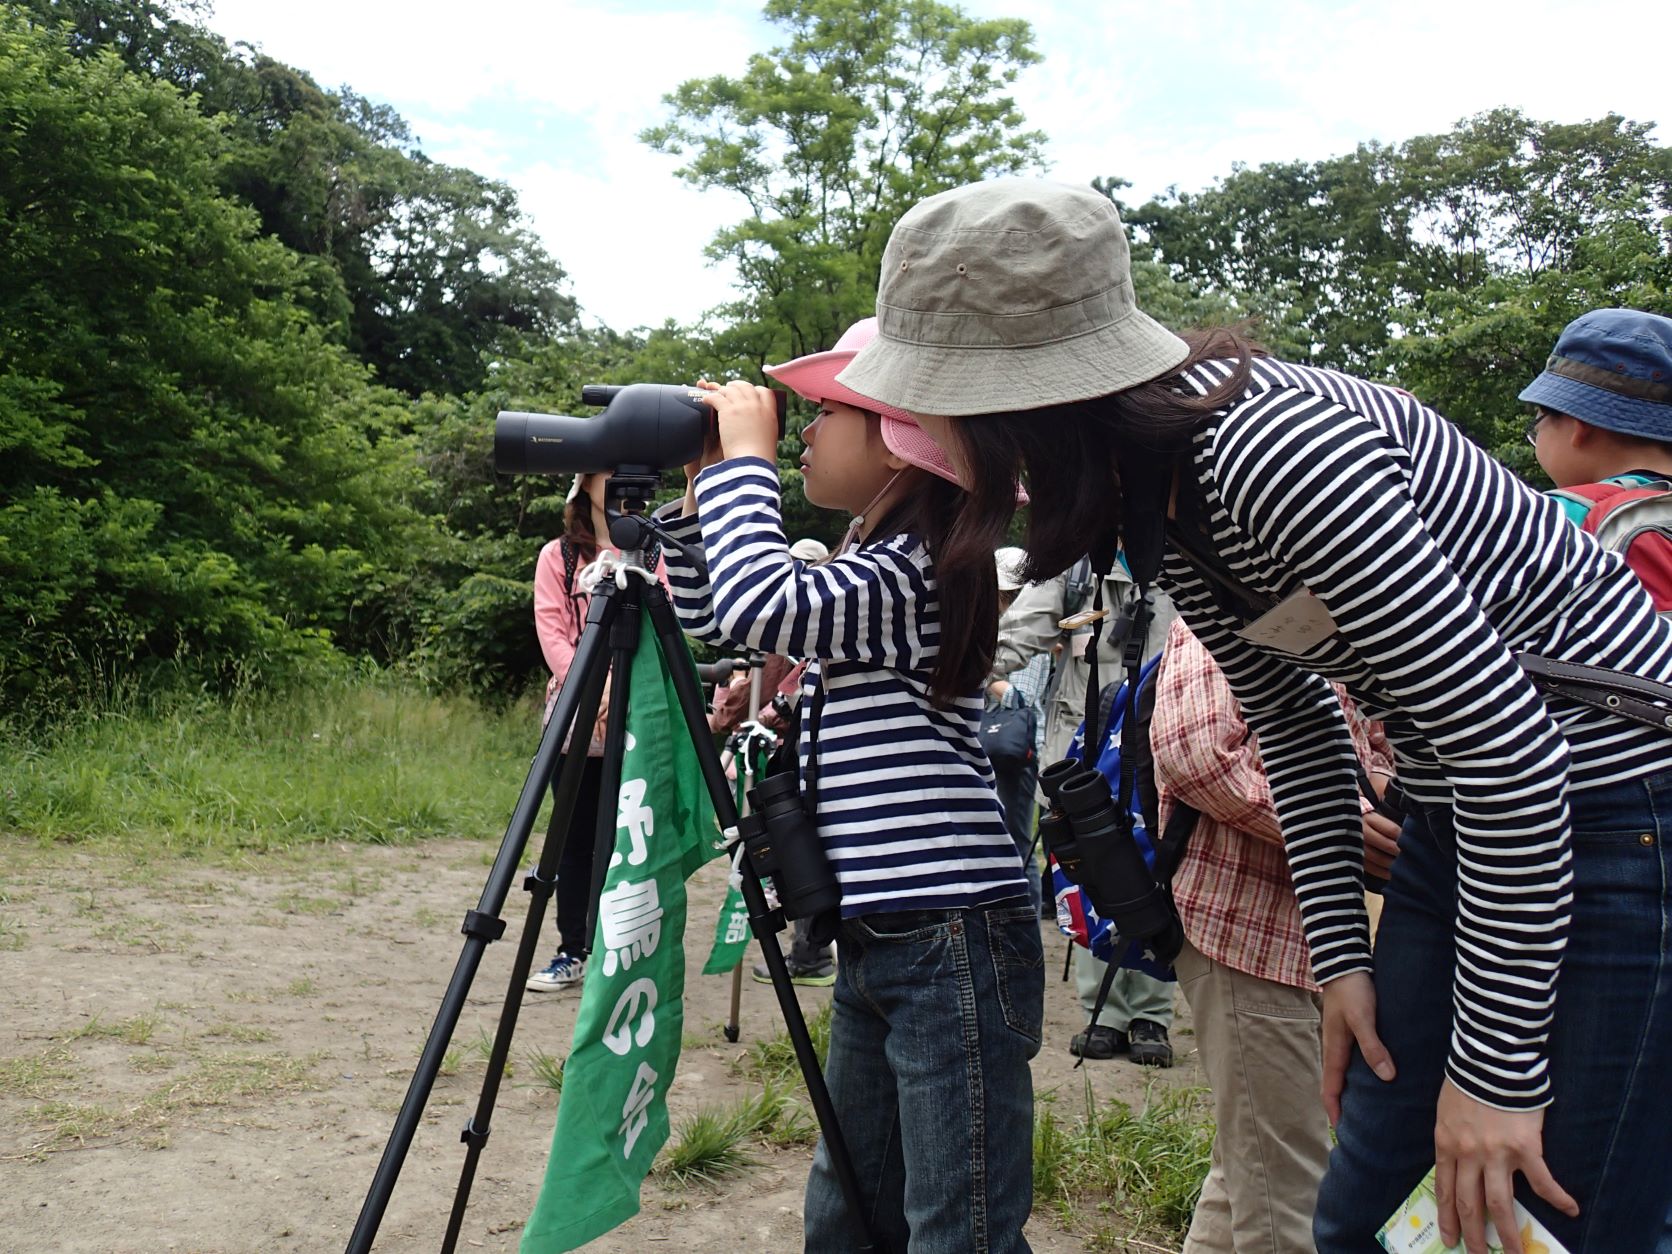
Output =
[
  {"x1": 764, "y1": 348, "x2": 915, "y2": 426},
  {"x1": 766, "y1": 347, "x2": 1027, "y2": 506}
]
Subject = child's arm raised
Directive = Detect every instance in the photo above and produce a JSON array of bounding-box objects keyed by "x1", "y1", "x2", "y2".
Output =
[{"x1": 690, "y1": 456, "x2": 932, "y2": 670}]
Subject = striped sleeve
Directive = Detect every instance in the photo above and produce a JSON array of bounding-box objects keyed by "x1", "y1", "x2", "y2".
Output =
[
  {"x1": 691, "y1": 458, "x2": 935, "y2": 669},
  {"x1": 655, "y1": 505, "x2": 732, "y2": 649},
  {"x1": 1211, "y1": 390, "x2": 1575, "y2": 1110}
]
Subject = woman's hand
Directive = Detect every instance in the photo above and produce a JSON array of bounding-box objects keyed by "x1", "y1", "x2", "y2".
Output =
[
  {"x1": 697, "y1": 379, "x2": 780, "y2": 464},
  {"x1": 1434, "y1": 1080, "x2": 1578, "y2": 1254},
  {"x1": 1320, "y1": 971, "x2": 1395, "y2": 1126},
  {"x1": 1362, "y1": 809, "x2": 1402, "y2": 880}
]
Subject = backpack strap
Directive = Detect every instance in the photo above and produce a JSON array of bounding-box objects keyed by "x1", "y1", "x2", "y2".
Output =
[
  {"x1": 560, "y1": 537, "x2": 579, "y2": 602},
  {"x1": 1063, "y1": 556, "x2": 1095, "y2": 616}
]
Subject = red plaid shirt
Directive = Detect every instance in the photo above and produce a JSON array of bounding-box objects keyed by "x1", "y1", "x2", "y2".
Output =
[{"x1": 1155, "y1": 620, "x2": 1391, "y2": 992}]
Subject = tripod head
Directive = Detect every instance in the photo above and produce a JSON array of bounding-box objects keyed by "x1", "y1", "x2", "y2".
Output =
[
  {"x1": 602, "y1": 469, "x2": 663, "y2": 555},
  {"x1": 596, "y1": 469, "x2": 706, "y2": 571}
]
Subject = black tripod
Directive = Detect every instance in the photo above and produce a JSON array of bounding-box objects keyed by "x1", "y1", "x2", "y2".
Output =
[{"x1": 345, "y1": 473, "x2": 877, "y2": 1252}]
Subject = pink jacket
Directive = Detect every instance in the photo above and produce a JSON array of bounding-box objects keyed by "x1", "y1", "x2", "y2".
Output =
[{"x1": 533, "y1": 538, "x2": 668, "y2": 748}]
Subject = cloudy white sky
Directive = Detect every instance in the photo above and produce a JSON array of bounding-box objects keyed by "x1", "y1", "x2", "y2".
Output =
[{"x1": 203, "y1": 0, "x2": 1672, "y2": 332}]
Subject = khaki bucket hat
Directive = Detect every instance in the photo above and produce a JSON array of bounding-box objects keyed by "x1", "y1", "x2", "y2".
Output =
[{"x1": 837, "y1": 178, "x2": 1190, "y2": 417}]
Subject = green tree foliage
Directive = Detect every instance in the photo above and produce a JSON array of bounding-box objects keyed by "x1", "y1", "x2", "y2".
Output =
[
  {"x1": 0, "y1": 12, "x2": 434, "y2": 704},
  {"x1": 645, "y1": 0, "x2": 1045, "y2": 364},
  {"x1": 642, "y1": 0, "x2": 1046, "y2": 547},
  {"x1": 1125, "y1": 110, "x2": 1672, "y2": 383},
  {"x1": 17, "y1": 0, "x2": 575, "y2": 398}
]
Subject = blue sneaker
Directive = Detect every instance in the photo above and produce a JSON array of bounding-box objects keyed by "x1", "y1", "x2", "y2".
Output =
[{"x1": 526, "y1": 950, "x2": 586, "y2": 993}]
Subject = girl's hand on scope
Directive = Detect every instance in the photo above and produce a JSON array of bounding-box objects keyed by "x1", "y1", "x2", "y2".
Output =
[
  {"x1": 697, "y1": 379, "x2": 779, "y2": 465},
  {"x1": 680, "y1": 384, "x2": 728, "y2": 516}
]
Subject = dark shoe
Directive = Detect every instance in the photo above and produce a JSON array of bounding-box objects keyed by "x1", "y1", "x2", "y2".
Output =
[
  {"x1": 1127, "y1": 1017, "x2": 1173, "y2": 1068},
  {"x1": 1069, "y1": 1023, "x2": 1128, "y2": 1060},
  {"x1": 752, "y1": 956, "x2": 836, "y2": 987}
]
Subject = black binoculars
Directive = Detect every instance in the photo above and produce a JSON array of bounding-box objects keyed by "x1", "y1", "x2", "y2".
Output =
[
  {"x1": 736, "y1": 772, "x2": 840, "y2": 922},
  {"x1": 1038, "y1": 758, "x2": 1183, "y2": 966}
]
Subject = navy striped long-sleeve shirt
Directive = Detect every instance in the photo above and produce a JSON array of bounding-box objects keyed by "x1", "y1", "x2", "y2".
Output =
[
  {"x1": 661, "y1": 457, "x2": 1029, "y2": 916},
  {"x1": 1164, "y1": 356, "x2": 1672, "y2": 1110}
]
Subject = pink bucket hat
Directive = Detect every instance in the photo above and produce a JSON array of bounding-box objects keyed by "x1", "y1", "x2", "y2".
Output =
[{"x1": 765, "y1": 318, "x2": 1026, "y2": 503}]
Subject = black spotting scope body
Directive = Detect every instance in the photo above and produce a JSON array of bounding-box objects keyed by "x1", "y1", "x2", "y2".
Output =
[{"x1": 495, "y1": 383, "x2": 787, "y2": 476}]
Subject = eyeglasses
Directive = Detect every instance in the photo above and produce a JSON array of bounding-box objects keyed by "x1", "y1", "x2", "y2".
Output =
[{"x1": 1524, "y1": 410, "x2": 1549, "y2": 447}]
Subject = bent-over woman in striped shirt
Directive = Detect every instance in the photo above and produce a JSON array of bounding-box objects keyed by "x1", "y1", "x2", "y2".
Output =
[
  {"x1": 837, "y1": 179, "x2": 1672, "y2": 1254},
  {"x1": 658, "y1": 318, "x2": 1043, "y2": 1254}
]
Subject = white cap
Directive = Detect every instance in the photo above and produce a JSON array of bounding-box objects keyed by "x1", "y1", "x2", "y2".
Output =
[
  {"x1": 995, "y1": 546, "x2": 1028, "y2": 592},
  {"x1": 789, "y1": 537, "x2": 830, "y2": 562}
]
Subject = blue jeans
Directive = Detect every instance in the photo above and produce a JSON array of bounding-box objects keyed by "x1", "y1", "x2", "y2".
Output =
[
  {"x1": 803, "y1": 902, "x2": 1044, "y2": 1253},
  {"x1": 1314, "y1": 767, "x2": 1672, "y2": 1253}
]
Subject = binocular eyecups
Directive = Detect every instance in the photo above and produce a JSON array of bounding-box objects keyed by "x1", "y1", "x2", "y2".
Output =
[{"x1": 1038, "y1": 757, "x2": 1183, "y2": 967}]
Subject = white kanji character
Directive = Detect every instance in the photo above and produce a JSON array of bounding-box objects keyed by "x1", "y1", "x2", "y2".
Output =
[
  {"x1": 609, "y1": 776, "x2": 654, "y2": 868},
  {"x1": 618, "y1": 1060, "x2": 658, "y2": 1158},
  {"x1": 723, "y1": 907, "x2": 749, "y2": 946},
  {"x1": 601, "y1": 977, "x2": 658, "y2": 1057},
  {"x1": 597, "y1": 878, "x2": 664, "y2": 977}
]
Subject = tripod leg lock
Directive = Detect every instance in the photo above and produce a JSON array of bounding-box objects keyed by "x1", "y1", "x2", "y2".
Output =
[
  {"x1": 460, "y1": 910, "x2": 507, "y2": 942},
  {"x1": 459, "y1": 1117, "x2": 490, "y2": 1149},
  {"x1": 523, "y1": 867, "x2": 557, "y2": 895}
]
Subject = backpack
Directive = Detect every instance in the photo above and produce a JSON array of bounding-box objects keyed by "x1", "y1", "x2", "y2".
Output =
[
  {"x1": 1063, "y1": 555, "x2": 1096, "y2": 617},
  {"x1": 1551, "y1": 477, "x2": 1672, "y2": 614},
  {"x1": 978, "y1": 699, "x2": 1037, "y2": 771}
]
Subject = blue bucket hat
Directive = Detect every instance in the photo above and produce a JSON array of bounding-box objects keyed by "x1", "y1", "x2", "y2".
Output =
[{"x1": 1519, "y1": 308, "x2": 1672, "y2": 443}]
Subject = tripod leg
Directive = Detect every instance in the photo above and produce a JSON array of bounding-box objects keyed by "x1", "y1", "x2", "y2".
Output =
[
  {"x1": 583, "y1": 593, "x2": 642, "y2": 943},
  {"x1": 345, "y1": 585, "x2": 621, "y2": 1254},
  {"x1": 438, "y1": 629, "x2": 612, "y2": 1254},
  {"x1": 641, "y1": 586, "x2": 883, "y2": 1254}
]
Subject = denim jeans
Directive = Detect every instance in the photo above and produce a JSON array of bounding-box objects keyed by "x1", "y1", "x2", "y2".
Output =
[
  {"x1": 1314, "y1": 767, "x2": 1672, "y2": 1253},
  {"x1": 803, "y1": 902, "x2": 1044, "y2": 1253}
]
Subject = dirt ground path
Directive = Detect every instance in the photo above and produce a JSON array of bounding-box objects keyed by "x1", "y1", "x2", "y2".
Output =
[{"x1": 0, "y1": 835, "x2": 1202, "y2": 1252}]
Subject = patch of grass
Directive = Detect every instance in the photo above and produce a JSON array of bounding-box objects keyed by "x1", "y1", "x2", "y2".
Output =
[
  {"x1": 737, "y1": 1002, "x2": 832, "y2": 1086},
  {"x1": 202, "y1": 1022, "x2": 275, "y2": 1043},
  {"x1": 439, "y1": 1048, "x2": 464, "y2": 1078},
  {"x1": 1033, "y1": 1079, "x2": 1214, "y2": 1248},
  {"x1": 468, "y1": 1027, "x2": 511, "y2": 1078},
  {"x1": 731, "y1": 1082, "x2": 817, "y2": 1149},
  {"x1": 333, "y1": 871, "x2": 377, "y2": 898},
  {"x1": 0, "y1": 1047, "x2": 77, "y2": 1099},
  {"x1": 285, "y1": 978, "x2": 317, "y2": 998},
  {"x1": 20, "y1": 1050, "x2": 321, "y2": 1158},
  {"x1": 658, "y1": 1108, "x2": 754, "y2": 1186},
  {"x1": 91, "y1": 916, "x2": 188, "y2": 951},
  {"x1": 0, "y1": 678, "x2": 536, "y2": 855},
  {"x1": 525, "y1": 1049, "x2": 564, "y2": 1094},
  {"x1": 62, "y1": 1012, "x2": 160, "y2": 1046}
]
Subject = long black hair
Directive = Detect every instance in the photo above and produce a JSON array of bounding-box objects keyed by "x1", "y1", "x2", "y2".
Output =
[
  {"x1": 939, "y1": 327, "x2": 1265, "y2": 583},
  {"x1": 866, "y1": 466, "x2": 1013, "y2": 708}
]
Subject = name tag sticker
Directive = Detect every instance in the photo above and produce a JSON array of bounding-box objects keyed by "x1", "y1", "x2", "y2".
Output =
[
  {"x1": 1059, "y1": 608, "x2": 1108, "y2": 631},
  {"x1": 1235, "y1": 588, "x2": 1337, "y2": 653}
]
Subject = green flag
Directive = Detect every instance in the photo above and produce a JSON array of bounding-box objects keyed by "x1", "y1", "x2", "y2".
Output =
[
  {"x1": 701, "y1": 744, "x2": 766, "y2": 976},
  {"x1": 522, "y1": 612, "x2": 722, "y2": 1253}
]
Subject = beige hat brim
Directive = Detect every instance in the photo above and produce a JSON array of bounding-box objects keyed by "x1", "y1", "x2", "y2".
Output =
[{"x1": 836, "y1": 306, "x2": 1189, "y2": 418}]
